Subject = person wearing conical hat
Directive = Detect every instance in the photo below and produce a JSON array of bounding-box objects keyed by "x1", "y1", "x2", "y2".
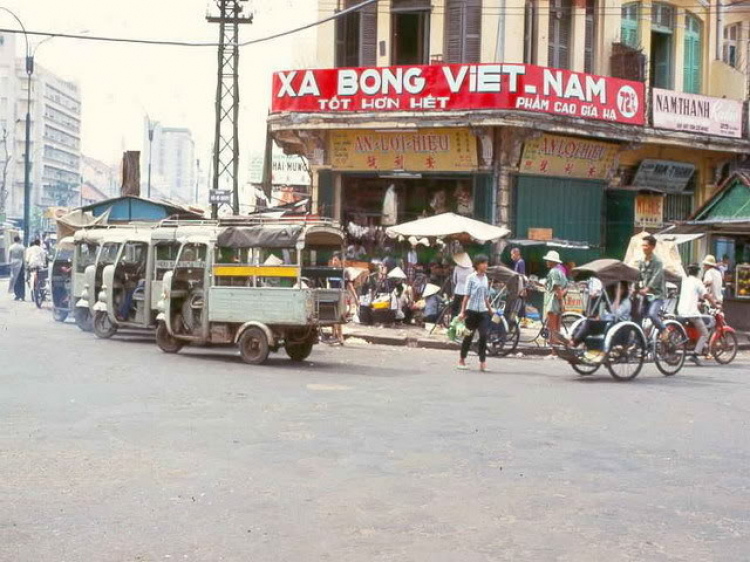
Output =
[
  {"x1": 451, "y1": 251, "x2": 473, "y2": 318},
  {"x1": 702, "y1": 254, "x2": 724, "y2": 305},
  {"x1": 542, "y1": 250, "x2": 568, "y2": 345}
]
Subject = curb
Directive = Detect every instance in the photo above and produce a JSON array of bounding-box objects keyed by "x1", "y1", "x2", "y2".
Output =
[{"x1": 345, "y1": 332, "x2": 750, "y2": 355}]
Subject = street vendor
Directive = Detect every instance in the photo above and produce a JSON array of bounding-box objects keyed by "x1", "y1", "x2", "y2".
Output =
[
  {"x1": 542, "y1": 250, "x2": 568, "y2": 344},
  {"x1": 451, "y1": 251, "x2": 473, "y2": 318}
]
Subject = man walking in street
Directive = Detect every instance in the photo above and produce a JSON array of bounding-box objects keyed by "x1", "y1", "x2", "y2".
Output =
[
  {"x1": 679, "y1": 264, "x2": 719, "y2": 366},
  {"x1": 637, "y1": 235, "x2": 667, "y2": 340},
  {"x1": 458, "y1": 254, "x2": 493, "y2": 372},
  {"x1": 702, "y1": 254, "x2": 724, "y2": 306},
  {"x1": 7, "y1": 236, "x2": 25, "y2": 301}
]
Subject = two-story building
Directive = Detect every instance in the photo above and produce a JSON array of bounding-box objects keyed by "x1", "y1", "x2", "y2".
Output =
[{"x1": 268, "y1": 0, "x2": 750, "y2": 269}]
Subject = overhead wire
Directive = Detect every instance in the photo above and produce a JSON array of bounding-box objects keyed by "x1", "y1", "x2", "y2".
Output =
[{"x1": 0, "y1": 0, "x2": 745, "y2": 51}]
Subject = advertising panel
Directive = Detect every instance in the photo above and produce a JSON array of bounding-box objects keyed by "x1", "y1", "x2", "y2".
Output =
[
  {"x1": 652, "y1": 89, "x2": 743, "y2": 138},
  {"x1": 520, "y1": 134, "x2": 619, "y2": 179}
]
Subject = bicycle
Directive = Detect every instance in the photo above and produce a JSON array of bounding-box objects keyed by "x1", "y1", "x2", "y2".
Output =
[
  {"x1": 487, "y1": 283, "x2": 582, "y2": 357},
  {"x1": 28, "y1": 266, "x2": 49, "y2": 309}
]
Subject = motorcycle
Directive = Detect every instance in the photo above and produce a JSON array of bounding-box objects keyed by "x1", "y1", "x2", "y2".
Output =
[{"x1": 680, "y1": 307, "x2": 738, "y2": 365}]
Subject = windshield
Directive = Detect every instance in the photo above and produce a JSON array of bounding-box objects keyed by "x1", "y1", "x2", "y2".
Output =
[{"x1": 75, "y1": 242, "x2": 99, "y2": 273}]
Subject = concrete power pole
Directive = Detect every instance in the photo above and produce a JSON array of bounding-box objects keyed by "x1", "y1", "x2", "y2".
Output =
[{"x1": 207, "y1": 0, "x2": 252, "y2": 218}]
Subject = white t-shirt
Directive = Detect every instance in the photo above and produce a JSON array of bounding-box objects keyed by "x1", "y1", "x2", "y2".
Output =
[
  {"x1": 25, "y1": 246, "x2": 47, "y2": 269},
  {"x1": 678, "y1": 276, "x2": 707, "y2": 317},
  {"x1": 703, "y1": 267, "x2": 723, "y2": 303},
  {"x1": 452, "y1": 265, "x2": 472, "y2": 296}
]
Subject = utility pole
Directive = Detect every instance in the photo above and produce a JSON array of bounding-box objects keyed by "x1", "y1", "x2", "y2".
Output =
[{"x1": 207, "y1": 0, "x2": 252, "y2": 218}]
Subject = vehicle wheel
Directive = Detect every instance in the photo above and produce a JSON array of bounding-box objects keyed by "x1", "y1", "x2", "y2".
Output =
[
  {"x1": 33, "y1": 287, "x2": 44, "y2": 309},
  {"x1": 155, "y1": 321, "x2": 184, "y2": 354},
  {"x1": 93, "y1": 310, "x2": 118, "y2": 339},
  {"x1": 606, "y1": 325, "x2": 645, "y2": 381},
  {"x1": 561, "y1": 313, "x2": 583, "y2": 337},
  {"x1": 238, "y1": 327, "x2": 270, "y2": 365},
  {"x1": 75, "y1": 307, "x2": 93, "y2": 332},
  {"x1": 710, "y1": 331, "x2": 738, "y2": 365},
  {"x1": 53, "y1": 309, "x2": 68, "y2": 323},
  {"x1": 285, "y1": 341, "x2": 314, "y2": 362},
  {"x1": 654, "y1": 322, "x2": 687, "y2": 376},
  {"x1": 571, "y1": 362, "x2": 601, "y2": 376},
  {"x1": 488, "y1": 320, "x2": 520, "y2": 357}
]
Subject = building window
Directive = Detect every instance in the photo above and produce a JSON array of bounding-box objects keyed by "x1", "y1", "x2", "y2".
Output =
[
  {"x1": 584, "y1": 0, "x2": 597, "y2": 73},
  {"x1": 444, "y1": 0, "x2": 482, "y2": 63},
  {"x1": 335, "y1": 0, "x2": 378, "y2": 67},
  {"x1": 683, "y1": 13, "x2": 703, "y2": 94},
  {"x1": 620, "y1": 3, "x2": 640, "y2": 47},
  {"x1": 547, "y1": 0, "x2": 572, "y2": 69},
  {"x1": 650, "y1": 2, "x2": 674, "y2": 89},
  {"x1": 523, "y1": 0, "x2": 538, "y2": 64},
  {"x1": 391, "y1": 0, "x2": 431, "y2": 65},
  {"x1": 723, "y1": 23, "x2": 740, "y2": 68}
]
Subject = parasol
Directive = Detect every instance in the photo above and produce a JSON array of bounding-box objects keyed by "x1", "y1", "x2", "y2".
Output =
[
  {"x1": 573, "y1": 259, "x2": 640, "y2": 285},
  {"x1": 385, "y1": 213, "x2": 510, "y2": 244}
]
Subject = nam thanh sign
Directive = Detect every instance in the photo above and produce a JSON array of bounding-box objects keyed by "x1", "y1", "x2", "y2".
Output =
[
  {"x1": 328, "y1": 128, "x2": 478, "y2": 172},
  {"x1": 520, "y1": 134, "x2": 619, "y2": 179},
  {"x1": 652, "y1": 89, "x2": 743, "y2": 138},
  {"x1": 272, "y1": 64, "x2": 645, "y2": 125}
]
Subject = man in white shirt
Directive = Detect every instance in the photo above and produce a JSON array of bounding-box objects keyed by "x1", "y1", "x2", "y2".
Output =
[
  {"x1": 702, "y1": 254, "x2": 724, "y2": 305},
  {"x1": 679, "y1": 264, "x2": 718, "y2": 366},
  {"x1": 25, "y1": 239, "x2": 47, "y2": 270}
]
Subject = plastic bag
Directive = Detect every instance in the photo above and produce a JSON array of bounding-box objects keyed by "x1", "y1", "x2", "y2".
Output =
[{"x1": 448, "y1": 316, "x2": 469, "y2": 342}]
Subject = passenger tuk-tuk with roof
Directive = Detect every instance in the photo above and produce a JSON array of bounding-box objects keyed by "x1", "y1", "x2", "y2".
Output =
[
  {"x1": 155, "y1": 220, "x2": 347, "y2": 364},
  {"x1": 91, "y1": 224, "x2": 205, "y2": 338},
  {"x1": 50, "y1": 236, "x2": 75, "y2": 322},
  {"x1": 75, "y1": 228, "x2": 136, "y2": 332}
]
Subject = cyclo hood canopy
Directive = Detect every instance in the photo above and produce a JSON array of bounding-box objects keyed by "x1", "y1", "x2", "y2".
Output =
[{"x1": 385, "y1": 213, "x2": 510, "y2": 244}]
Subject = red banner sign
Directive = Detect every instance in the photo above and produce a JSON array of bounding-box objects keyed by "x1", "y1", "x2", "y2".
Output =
[{"x1": 271, "y1": 64, "x2": 645, "y2": 125}]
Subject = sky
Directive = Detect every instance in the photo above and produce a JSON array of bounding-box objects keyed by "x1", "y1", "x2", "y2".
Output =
[{"x1": 0, "y1": 0, "x2": 317, "y2": 177}]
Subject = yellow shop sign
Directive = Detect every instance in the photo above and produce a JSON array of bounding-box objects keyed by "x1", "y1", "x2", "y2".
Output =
[
  {"x1": 520, "y1": 134, "x2": 618, "y2": 180},
  {"x1": 329, "y1": 128, "x2": 478, "y2": 172}
]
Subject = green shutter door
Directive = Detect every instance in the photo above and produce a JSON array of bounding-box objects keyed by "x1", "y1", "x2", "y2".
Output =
[
  {"x1": 605, "y1": 190, "x2": 635, "y2": 259},
  {"x1": 318, "y1": 170, "x2": 334, "y2": 218},
  {"x1": 514, "y1": 175, "x2": 604, "y2": 261},
  {"x1": 473, "y1": 173, "x2": 494, "y2": 223},
  {"x1": 683, "y1": 14, "x2": 702, "y2": 94}
]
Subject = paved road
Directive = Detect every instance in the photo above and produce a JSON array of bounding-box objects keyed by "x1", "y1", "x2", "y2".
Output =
[{"x1": 1, "y1": 293, "x2": 749, "y2": 561}]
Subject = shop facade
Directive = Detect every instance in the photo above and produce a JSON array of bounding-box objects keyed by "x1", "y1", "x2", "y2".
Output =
[{"x1": 268, "y1": 61, "x2": 750, "y2": 269}]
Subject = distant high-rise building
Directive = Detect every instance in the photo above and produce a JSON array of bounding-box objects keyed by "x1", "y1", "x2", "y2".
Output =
[
  {"x1": 141, "y1": 119, "x2": 196, "y2": 204},
  {"x1": 0, "y1": 33, "x2": 82, "y2": 223},
  {"x1": 82, "y1": 155, "x2": 117, "y2": 201}
]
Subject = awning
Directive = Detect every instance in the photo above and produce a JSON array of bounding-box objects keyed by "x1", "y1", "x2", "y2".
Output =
[
  {"x1": 385, "y1": 213, "x2": 510, "y2": 244},
  {"x1": 217, "y1": 225, "x2": 304, "y2": 248},
  {"x1": 655, "y1": 231, "x2": 705, "y2": 245},
  {"x1": 507, "y1": 238, "x2": 592, "y2": 250}
]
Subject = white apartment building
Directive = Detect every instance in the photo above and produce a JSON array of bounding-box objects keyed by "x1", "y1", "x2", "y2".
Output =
[
  {"x1": 0, "y1": 33, "x2": 82, "y2": 224},
  {"x1": 141, "y1": 119, "x2": 196, "y2": 204}
]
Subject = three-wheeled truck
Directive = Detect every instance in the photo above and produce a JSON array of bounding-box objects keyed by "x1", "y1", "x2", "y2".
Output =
[{"x1": 155, "y1": 220, "x2": 347, "y2": 364}]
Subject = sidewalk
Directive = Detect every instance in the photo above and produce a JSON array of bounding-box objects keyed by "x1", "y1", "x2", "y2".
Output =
[{"x1": 343, "y1": 322, "x2": 750, "y2": 355}]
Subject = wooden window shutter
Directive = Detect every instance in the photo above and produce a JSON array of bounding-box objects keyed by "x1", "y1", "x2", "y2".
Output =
[
  {"x1": 620, "y1": 3, "x2": 639, "y2": 49},
  {"x1": 548, "y1": 0, "x2": 571, "y2": 69},
  {"x1": 584, "y1": 0, "x2": 596, "y2": 73},
  {"x1": 444, "y1": 0, "x2": 466, "y2": 63},
  {"x1": 444, "y1": 0, "x2": 482, "y2": 63},
  {"x1": 464, "y1": 0, "x2": 482, "y2": 63},
  {"x1": 335, "y1": 13, "x2": 347, "y2": 67},
  {"x1": 359, "y1": 1, "x2": 378, "y2": 66},
  {"x1": 683, "y1": 14, "x2": 702, "y2": 94}
]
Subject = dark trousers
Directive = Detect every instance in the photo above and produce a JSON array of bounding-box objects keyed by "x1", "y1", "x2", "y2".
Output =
[
  {"x1": 461, "y1": 310, "x2": 490, "y2": 362},
  {"x1": 13, "y1": 265, "x2": 25, "y2": 300},
  {"x1": 451, "y1": 294, "x2": 464, "y2": 318}
]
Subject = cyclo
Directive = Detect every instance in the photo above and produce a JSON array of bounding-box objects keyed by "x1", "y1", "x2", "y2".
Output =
[
  {"x1": 50, "y1": 236, "x2": 75, "y2": 322},
  {"x1": 555, "y1": 259, "x2": 688, "y2": 381},
  {"x1": 155, "y1": 219, "x2": 347, "y2": 365},
  {"x1": 91, "y1": 223, "x2": 201, "y2": 338}
]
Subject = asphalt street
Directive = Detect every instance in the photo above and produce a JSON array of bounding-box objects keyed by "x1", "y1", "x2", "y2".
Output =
[{"x1": 1, "y1": 292, "x2": 749, "y2": 562}]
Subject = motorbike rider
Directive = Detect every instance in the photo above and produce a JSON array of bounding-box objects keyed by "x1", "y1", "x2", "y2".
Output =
[{"x1": 678, "y1": 264, "x2": 719, "y2": 366}]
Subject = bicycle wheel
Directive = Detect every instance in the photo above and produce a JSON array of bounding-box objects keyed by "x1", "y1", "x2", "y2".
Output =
[
  {"x1": 33, "y1": 286, "x2": 44, "y2": 308},
  {"x1": 487, "y1": 319, "x2": 520, "y2": 357},
  {"x1": 710, "y1": 331, "x2": 738, "y2": 365},
  {"x1": 561, "y1": 313, "x2": 583, "y2": 337},
  {"x1": 606, "y1": 324, "x2": 646, "y2": 381},
  {"x1": 654, "y1": 321, "x2": 687, "y2": 376}
]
